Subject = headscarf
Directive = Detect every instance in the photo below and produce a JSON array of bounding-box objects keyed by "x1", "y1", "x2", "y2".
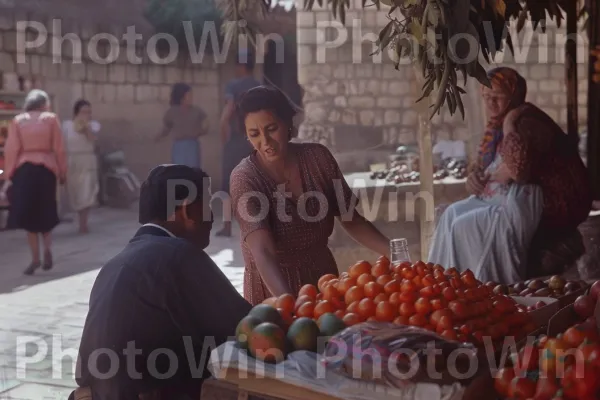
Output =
[{"x1": 478, "y1": 67, "x2": 527, "y2": 169}]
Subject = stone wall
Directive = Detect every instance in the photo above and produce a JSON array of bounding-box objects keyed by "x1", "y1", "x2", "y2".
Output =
[
  {"x1": 0, "y1": 4, "x2": 245, "y2": 196},
  {"x1": 296, "y1": 0, "x2": 589, "y2": 171}
]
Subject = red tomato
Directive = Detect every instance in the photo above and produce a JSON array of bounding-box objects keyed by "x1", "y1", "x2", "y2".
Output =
[
  {"x1": 562, "y1": 364, "x2": 600, "y2": 398},
  {"x1": 414, "y1": 297, "x2": 432, "y2": 315},
  {"x1": 507, "y1": 376, "x2": 537, "y2": 399},
  {"x1": 494, "y1": 368, "x2": 515, "y2": 397},
  {"x1": 533, "y1": 376, "x2": 560, "y2": 400}
]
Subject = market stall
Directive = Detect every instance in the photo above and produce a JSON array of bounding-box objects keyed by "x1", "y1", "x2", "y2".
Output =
[{"x1": 206, "y1": 258, "x2": 600, "y2": 400}]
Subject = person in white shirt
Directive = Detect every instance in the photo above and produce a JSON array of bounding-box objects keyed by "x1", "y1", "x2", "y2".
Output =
[{"x1": 62, "y1": 99, "x2": 100, "y2": 234}]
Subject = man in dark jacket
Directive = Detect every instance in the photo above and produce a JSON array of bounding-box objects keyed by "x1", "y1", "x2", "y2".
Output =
[{"x1": 71, "y1": 164, "x2": 252, "y2": 400}]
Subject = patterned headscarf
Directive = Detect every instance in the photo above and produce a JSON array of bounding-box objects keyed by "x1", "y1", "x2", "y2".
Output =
[{"x1": 478, "y1": 67, "x2": 527, "y2": 169}]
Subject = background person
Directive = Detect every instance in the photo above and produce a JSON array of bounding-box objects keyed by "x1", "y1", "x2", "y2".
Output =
[
  {"x1": 216, "y1": 50, "x2": 261, "y2": 237},
  {"x1": 429, "y1": 67, "x2": 590, "y2": 283},
  {"x1": 0, "y1": 89, "x2": 67, "y2": 275},
  {"x1": 63, "y1": 99, "x2": 100, "y2": 234},
  {"x1": 156, "y1": 83, "x2": 209, "y2": 168},
  {"x1": 230, "y1": 86, "x2": 391, "y2": 305}
]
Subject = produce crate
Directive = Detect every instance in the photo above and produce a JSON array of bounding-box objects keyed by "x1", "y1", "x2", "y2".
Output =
[
  {"x1": 511, "y1": 296, "x2": 560, "y2": 329},
  {"x1": 547, "y1": 298, "x2": 600, "y2": 337}
]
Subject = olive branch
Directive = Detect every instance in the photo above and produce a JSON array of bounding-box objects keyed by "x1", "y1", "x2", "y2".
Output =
[{"x1": 217, "y1": 0, "x2": 588, "y2": 119}]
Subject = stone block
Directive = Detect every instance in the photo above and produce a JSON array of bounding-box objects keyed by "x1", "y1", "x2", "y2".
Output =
[
  {"x1": 304, "y1": 101, "x2": 328, "y2": 122},
  {"x1": 102, "y1": 84, "x2": 117, "y2": 102},
  {"x1": 126, "y1": 65, "x2": 141, "y2": 83},
  {"x1": 83, "y1": 83, "x2": 101, "y2": 102},
  {"x1": 148, "y1": 66, "x2": 164, "y2": 84},
  {"x1": 159, "y1": 85, "x2": 171, "y2": 102},
  {"x1": 297, "y1": 11, "x2": 315, "y2": 28},
  {"x1": 384, "y1": 110, "x2": 401, "y2": 125},
  {"x1": 401, "y1": 110, "x2": 417, "y2": 126},
  {"x1": 328, "y1": 109, "x2": 341, "y2": 122},
  {"x1": 341, "y1": 109, "x2": 357, "y2": 124},
  {"x1": 359, "y1": 110, "x2": 375, "y2": 126},
  {"x1": 0, "y1": 12, "x2": 14, "y2": 30},
  {"x1": 551, "y1": 94, "x2": 566, "y2": 106},
  {"x1": 550, "y1": 64, "x2": 563, "y2": 79},
  {"x1": 529, "y1": 64, "x2": 549, "y2": 79},
  {"x1": 16, "y1": 55, "x2": 31, "y2": 75},
  {"x1": 0, "y1": 51, "x2": 15, "y2": 73},
  {"x1": 539, "y1": 80, "x2": 561, "y2": 92},
  {"x1": 348, "y1": 96, "x2": 375, "y2": 108},
  {"x1": 297, "y1": 45, "x2": 314, "y2": 65},
  {"x1": 376, "y1": 96, "x2": 403, "y2": 108},
  {"x1": 2, "y1": 31, "x2": 17, "y2": 52},
  {"x1": 324, "y1": 82, "x2": 339, "y2": 95},
  {"x1": 165, "y1": 67, "x2": 182, "y2": 84},
  {"x1": 297, "y1": 28, "x2": 317, "y2": 45},
  {"x1": 389, "y1": 81, "x2": 410, "y2": 95},
  {"x1": 135, "y1": 84, "x2": 158, "y2": 103},
  {"x1": 69, "y1": 62, "x2": 86, "y2": 80},
  {"x1": 87, "y1": 63, "x2": 108, "y2": 82},
  {"x1": 333, "y1": 96, "x2": 347, "y2": 107},
  {"x1": 116, "y1": 84, "x2": 135, "y2": 103},
  {"x1": 108, "y1": 64, "x2": 125, "y2": 83}
]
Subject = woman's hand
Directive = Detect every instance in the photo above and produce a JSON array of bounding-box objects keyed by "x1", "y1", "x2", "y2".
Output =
[
  {"x1": 246, "y1": 229, "x2": 293, "y2": 297},
  {"x1": 491, "y1": 162, "x2": 513, "y2": 184},
  {"x1": 466, "y1": 169, "x2": 490, "y2": 195}
]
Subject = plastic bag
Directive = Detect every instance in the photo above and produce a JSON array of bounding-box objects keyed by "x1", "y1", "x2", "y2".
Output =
[{"x1": 320, "y1": 322, "x2": 479, "y2": 389}]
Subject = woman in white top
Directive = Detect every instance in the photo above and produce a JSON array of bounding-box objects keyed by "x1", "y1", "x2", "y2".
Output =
[{"x1": 62, "y1": 99, "x2": 100, "y2": 234}]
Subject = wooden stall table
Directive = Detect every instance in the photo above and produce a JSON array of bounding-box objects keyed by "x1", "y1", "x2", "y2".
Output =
[{"x1": 209, "y1": 368, "x2": 342, "y2": 400}]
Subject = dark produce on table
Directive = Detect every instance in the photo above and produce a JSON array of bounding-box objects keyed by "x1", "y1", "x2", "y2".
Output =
[{"x1": 370, "y1": 158, "x2": 468, "y2": 183}]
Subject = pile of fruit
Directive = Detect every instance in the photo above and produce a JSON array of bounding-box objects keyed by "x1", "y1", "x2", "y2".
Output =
[
  {"x1": 369, "y1": 158, "x2": 468, "y2": 184},
  {"x1": 235, "y1": 303, "x2": 347, "y2": 364},
  {"x1": 494, "y1": 288, "x2": 600, "y2": 399},
  {"x1": 254, "y1": 258, "x2": 535, "y2": 352},
  {"x1": 490, "y1": 276, "x2": 589, "y2": 299}
]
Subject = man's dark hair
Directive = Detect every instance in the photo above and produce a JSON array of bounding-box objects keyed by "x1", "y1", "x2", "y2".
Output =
[
  {"x1": 237, "y1": 50, "x2": 255, "y2": 72},
  {"x1": 138, "y1": 164, "x2": 209, "y2": 224}
]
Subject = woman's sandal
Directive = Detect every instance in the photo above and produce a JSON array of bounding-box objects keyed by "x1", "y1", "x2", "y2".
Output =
[
  {"x1": 42, "y1": 251, "x2": 53, "y2": 271},
  {"x1": 23, "y1": 261, "x2": 41, "y2": 275}
]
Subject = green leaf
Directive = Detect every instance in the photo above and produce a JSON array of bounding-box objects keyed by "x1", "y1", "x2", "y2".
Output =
[
  {"x1": 376, "y1": 20, "x2": 396, "y2": 49},
  {"x1": 409, "y1": 18, "x2": 424, "y2": 44}
]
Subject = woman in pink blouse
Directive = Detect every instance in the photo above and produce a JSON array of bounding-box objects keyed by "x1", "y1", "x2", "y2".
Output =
[{"x1": 0, "y1": 90, "x2": 67, "y2": 275}]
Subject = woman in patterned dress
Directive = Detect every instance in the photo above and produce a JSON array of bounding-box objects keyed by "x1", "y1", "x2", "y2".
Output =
[
  {"x1": 429, "y1": 67, "x2": 591, "y2": 283},
  {"x1": 230, "y1": 86, "x2": 391, "y2": 305}
]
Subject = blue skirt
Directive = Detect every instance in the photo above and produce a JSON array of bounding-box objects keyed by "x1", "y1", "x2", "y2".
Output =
[{"x1": 172, "y1": 139, "x2": 201, "y2": 168}]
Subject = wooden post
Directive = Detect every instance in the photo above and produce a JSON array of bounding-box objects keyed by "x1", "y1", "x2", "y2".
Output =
[
  {"x1": 588, "y1": 0, "x2": 600, "y2": 199},
  {"x1": 565, "y1": 0, "x2": 578, "y2": 137},
  {"x1": 413, "y1": 67, "x2": 434, "y2": 260}
]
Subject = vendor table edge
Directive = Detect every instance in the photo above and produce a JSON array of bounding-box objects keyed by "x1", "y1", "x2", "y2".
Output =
[{"x1": 216, "y1": 367, "x2": 343, "y2": 400}]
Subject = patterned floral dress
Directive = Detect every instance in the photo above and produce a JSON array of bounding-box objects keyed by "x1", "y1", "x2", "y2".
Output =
[{"x1": 230, "y1": 142, "x2": 358, "y2": 305}]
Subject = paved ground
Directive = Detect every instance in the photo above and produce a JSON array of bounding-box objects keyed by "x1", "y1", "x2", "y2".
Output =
[{"x1": 0, "y1": 207, "x2": 244, "y2": 399}]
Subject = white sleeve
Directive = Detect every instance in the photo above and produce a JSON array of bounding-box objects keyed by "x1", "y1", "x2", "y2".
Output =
[{"x1": 90, "y1": 121, "x2": 101, "y2": 133}]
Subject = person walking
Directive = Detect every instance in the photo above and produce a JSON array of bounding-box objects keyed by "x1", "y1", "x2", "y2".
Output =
[
  {"x1": 0, "y1": 89, "x2": 67, "y2": 275},
  {"x1": 216, "y1": 50, "x2": 261, "y2": 237},
  {"x1": 62, "y1": 99, "x2": 100, "y2": 234},
  {"x1": 156, "y1": 83, "x2": 209, "y2": 168}
]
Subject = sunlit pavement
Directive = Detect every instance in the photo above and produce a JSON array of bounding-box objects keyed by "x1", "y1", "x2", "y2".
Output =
[{"x1": 0, "y1": 207, "x2": 244, "y2": 399}]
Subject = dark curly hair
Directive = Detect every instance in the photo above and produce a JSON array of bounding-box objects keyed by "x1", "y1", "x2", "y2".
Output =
[
  {"x1": 73, "y1": 99, "x2": 91, "y2": 116},
  {"x1": 235, "y1": 86, "x2": 298, "y2": 140},
  {"x1": 170, "y1": 83, "x2": 192, "y2": 106}
]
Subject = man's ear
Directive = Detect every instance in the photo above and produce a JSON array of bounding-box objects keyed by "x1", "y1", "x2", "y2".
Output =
[{"x1": 180, "y1": 199, "x2": 192, "y2": 222}]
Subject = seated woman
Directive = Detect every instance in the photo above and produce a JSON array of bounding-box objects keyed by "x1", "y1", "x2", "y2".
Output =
[
  {"x1": 230, "y1": 86, "x2": 391, "y2": 305},
  {"x1": 429, "y1": 67, "x2": 591, "y2": 284}
]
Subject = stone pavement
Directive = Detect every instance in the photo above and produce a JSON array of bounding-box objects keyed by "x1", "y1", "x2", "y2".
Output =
[{"x1": 0, "y1": 207, "x2": 245, "y2": 399}]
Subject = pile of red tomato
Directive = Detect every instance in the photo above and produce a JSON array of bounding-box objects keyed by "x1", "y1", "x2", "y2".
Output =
[
  {"x1": 494, "y1": 319, "x2": 600, "y2": 399},
  {"x1": 265, "y1": 258, "x2": 536, "y2": 348}
]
